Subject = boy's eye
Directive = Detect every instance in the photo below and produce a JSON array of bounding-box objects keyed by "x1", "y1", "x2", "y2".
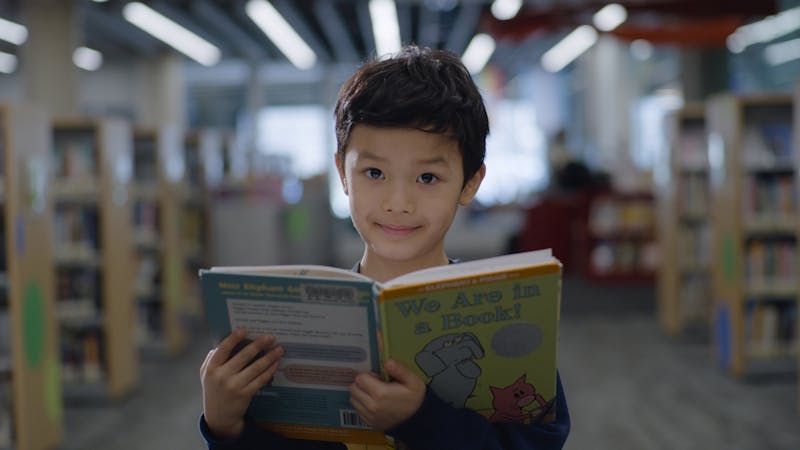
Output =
[
  {"x1": 417, "y1": 173, "x2": 439, "y2": 184},
  {"x1": 365, "y1": 168, "x2": 384, "y2": 180}
]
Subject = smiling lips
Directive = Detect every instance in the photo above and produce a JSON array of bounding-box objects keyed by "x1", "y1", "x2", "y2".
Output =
[{"x1": 378, "y1": 223, "x2": 420, "y2": 236}]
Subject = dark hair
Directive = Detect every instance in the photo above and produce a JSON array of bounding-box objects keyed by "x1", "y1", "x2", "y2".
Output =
[
  {"x1": 334, "y1": 45, "x2": 489, "y2": 185},
  {"x1": 555, "y1": 161, "x2": 593, "y2": 191}
]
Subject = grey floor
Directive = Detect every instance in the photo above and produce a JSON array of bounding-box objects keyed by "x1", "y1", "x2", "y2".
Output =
[{"x1": 61, "y1": 276, "x2": 800, "y2": 450}]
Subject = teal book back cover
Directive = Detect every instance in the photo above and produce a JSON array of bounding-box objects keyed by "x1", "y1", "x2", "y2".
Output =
[{"x1": 199, "y1": 271, "x2": 381, "y2": 432}]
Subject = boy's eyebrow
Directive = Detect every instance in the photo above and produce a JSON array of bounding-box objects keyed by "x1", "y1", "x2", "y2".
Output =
[
  {"x1": 356, "y1": 151, "x2": 449, "y2": 166},
  {"x1": 356, "y1": 150, "x2": 385, "y2": 162},
  {"x1": 416, "y1": 156, "x2": 449, "y2": 166}
]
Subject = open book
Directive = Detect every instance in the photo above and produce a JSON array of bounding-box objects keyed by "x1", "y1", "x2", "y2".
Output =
[{"x1": 199, "y1": 248, "x2": 563, "y2": 444}]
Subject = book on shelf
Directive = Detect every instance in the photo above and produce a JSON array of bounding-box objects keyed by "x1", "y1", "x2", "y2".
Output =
[
  {"x1": 742, "y1": 123, "x2": 794, "y2": 168},
  {"x1": 676, "y1": 124, "x2": 707, "y2": 169},
  {"x1": 53, "y1": 135, "x2": 97, "y2": 178},
  {"x1": 747, "y1": 301, "x2": 798, "y2": 356},
  {"x1": 199, "y1": 249, "x2": 562, "y2": 445}
]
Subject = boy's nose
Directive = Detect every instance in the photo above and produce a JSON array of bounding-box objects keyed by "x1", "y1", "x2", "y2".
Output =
[{"x1": 382, "y1": 184, "x2": 414, "y2": 214}]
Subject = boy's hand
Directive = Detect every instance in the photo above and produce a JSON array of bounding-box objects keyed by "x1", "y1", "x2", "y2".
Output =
[
  {"x1": 349, "y1": 359, "x2": 425, "y2": 430},
  {"x1": 200, "y1": 328, "x2": 284, "y2": 439}
]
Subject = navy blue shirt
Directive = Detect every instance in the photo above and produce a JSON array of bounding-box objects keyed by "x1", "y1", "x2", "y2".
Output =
[{"x1": 200, "y1": 375, "x2": 569, "y2": 450}]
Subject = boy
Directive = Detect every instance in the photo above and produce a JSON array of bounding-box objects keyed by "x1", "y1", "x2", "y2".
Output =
[{"x1": 199, "y1": 45, "x2": 570, "y2": 450}]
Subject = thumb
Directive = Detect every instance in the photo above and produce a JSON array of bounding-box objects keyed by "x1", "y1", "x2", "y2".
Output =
[{"x1": 385, "y1": 359, "x2": 418, "y2": 386}]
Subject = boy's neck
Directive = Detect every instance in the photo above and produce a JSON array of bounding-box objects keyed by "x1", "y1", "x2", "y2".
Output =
[{"x1": 359, "y1": 252, "x2": 450, "y2": 283}]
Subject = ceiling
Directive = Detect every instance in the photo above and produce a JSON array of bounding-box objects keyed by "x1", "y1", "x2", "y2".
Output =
[
  {"x1": 0, "y1": 1, "x2": 783, "y2": 126},
  {"x1": 60, "y1": 0, "x2": 779, "y2": 67}
]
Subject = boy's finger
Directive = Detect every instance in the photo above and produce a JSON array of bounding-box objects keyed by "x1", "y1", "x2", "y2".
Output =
[
  {"x1": 228, "y1": 335, "x2": 276, "y2": 372},
  {"x1": 239, "y1": 345, "x2": 284, "y2": 384},
  {"x1": 200, "y1": 348, "x2": 214, "y2": 376},
  {"x1": 348, "y1": 387, "x2": 374, "y2": 415},
  {"x1": 353, "y1": 372, "x2": 385, "y2": 395},
  {"x1": 244, "y1": 359, "x2": 281, "y2": 396},
  {"x1": 384, "y1": 359, "x2": 417, "y2": 386},
  {"x1": 207, "y1": 329, "x2": 247, "y2": 368}
]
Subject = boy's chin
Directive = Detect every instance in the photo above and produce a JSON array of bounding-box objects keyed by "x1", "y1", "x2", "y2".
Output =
[{"x1": 367, "y1": 244, "x2": 444, "y2": 265}]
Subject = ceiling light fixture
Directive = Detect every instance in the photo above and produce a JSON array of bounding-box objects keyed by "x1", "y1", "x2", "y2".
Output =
[
  {"x1": 763, "y1": 37, "x2": 800, "y2": 65},
  {"x1": 0, "y1": 50, "x2": 17, "y2": 74},
  {"x1": 727, "y1": 6, "x2": 800, "y2": 53},
  {"x1": 462, "y1": 33, "x2": 495, "y2": 74},
  {"x1": 0, "y1": 16, "x2": 28, "y2": 45},
  {"x1": 630, "y1": 39, "x2": 653, "y2": 61},
  {"x1": 592, "y1": 3, "x2": 627, "y2": 32},
  {"x1": 73, "y1": 47, "x2": 103, "y2": 71},
  {"x1": 369, "y1": 0, "x2": 402, "y2": 58},
  {"x1": 123, "y1": 2, "x2": 221, "y2": 66},
  {"x1": 541, "y1": 25, "x2": 599, "y2": 72},
  {"x1": 490, "y1": 0, "x2": 522, "y2": 21},
  {"x1": 245, "y1": 0, "x2": 317, "y2": 70}
]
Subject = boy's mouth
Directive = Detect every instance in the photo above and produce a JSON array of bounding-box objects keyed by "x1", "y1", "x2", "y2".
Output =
[{"x1": 377, "y1": 224, "x2": 420, "y2": 236}]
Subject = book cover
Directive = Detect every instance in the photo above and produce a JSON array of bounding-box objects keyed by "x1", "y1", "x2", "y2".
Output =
[
  {"x1": 199, "y1": 249, "x2": 562, "y2": 444},
  {"x1": 377, "y1": 260, "x2": 561, "y2": 424}
]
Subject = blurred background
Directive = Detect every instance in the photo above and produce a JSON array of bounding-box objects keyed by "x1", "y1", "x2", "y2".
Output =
[{"x1": 0, "y1": 0, "x2": 799, "y2": 449}]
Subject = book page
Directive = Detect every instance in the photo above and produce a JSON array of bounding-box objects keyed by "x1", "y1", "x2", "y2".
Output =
[
  {"x1": 210, "y1": 264, "x2": 371, "y2": 281},
  {"x1": 384, "y1": 248, "x2": 556, "y2": 288}
]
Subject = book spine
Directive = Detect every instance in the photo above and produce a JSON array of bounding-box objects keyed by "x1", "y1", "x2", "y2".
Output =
[
  {"x1": 375, "y1": 284, "x2": 392, "y2": 381},
  {"x1": 377, "y1": 285, "x2": 406, "y2": 450}
]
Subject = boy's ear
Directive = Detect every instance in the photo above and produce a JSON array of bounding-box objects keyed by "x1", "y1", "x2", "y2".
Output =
[
  {"x1": 334, "y1": 153, "x2": 348, "y2": 195},
  {"x1": 459, "y1": 163, "x2": 485, "y2": 206}
]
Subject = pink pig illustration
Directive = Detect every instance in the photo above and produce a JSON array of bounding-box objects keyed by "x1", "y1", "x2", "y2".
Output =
[{"x1": 489, "y1": 374, "x2": 547, "y2": 423}]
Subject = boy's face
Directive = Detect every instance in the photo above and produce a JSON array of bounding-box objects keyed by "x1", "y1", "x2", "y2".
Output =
[{"x1": 336, "y1": 124, "x2": 484, "y2": 269}]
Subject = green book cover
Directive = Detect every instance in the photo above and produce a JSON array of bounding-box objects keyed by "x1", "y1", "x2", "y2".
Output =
[{"x1": 377, "y1": 254, "x2": 561, "y2": 424}]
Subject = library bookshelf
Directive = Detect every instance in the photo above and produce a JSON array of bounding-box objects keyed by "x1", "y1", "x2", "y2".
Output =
[
  {"x1": 132, "y1": 126, "x2": 187, "y2": 356},
  {"x1": 0, "y1": 105, "x2": 62, "y2": 450},
  {"x1": 656, "y1": 103, "x2": 712, "y2": 336},
  {"x1": 182, "y1": 130, "x2": 223, "y2": 316},
  {"x1": 584, "y1": 191, "x2": 658, "y2": 282},
  {"x1": 706, "y1": 93, "x2": 798, "y2": 378},
  {"x1": 795, "y1": 81, "x2": 800, "y2": 412},
  {"x1": 219, "y1": 130, "x2": 249, "y2": 191},
  {"x1": 51, "y1": 118, "x2": 138, "y2": 399}
]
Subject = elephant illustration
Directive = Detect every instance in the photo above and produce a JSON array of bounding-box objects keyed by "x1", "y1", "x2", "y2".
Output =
[{"x1": 414, "y1": 332, "x2": 485, "y2": 408}]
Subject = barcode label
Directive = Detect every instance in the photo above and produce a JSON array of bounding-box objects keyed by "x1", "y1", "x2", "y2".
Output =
[{"x1": 339, "y1": 409, "x2": 370, "y2": 429}]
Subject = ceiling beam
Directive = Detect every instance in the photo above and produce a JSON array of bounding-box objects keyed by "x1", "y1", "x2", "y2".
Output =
[
  {"x1": 192, "y1": 0, "x2": 267, "y2": 62},
  {"x1": 397, "y1": 2, "x2": 413, "y2": 46},
  {"x1": 271, "y1": 0, "x2": 333, "y2": 64},
  {"x1": 356, "y1": 0, "x2": 377, "y2": 57},
  {"x1": 418, "y1": 3, "x2": 439, "y2": 48},
  {"x1": 83, "y1": 35, "x2": 137, "y2": 60},
  {"x1": 445, "y1": 3, "x2": 482, "y2": 55},
  {"x1": 230, "y1": 0, "x2": 284, "y2": 60},
  {"x1": 150, "y1": 1, "x2": 233, "y2": 56},
  {"x1": 83, "y1": 4, "x2": 163, "y2": 56},
  {"x1": 313, "y1": 0, "x2": 360, "y2": 63}
]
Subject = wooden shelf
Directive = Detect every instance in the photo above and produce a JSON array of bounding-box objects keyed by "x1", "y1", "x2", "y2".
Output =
[
  {"x1": 1, "y1": 104, "x2": 63, "y2": 450},
  {"x1": 132, "y1": 126, "x2": 188, "y2": 356},
  {"x1": 585, "y1": 192, "x2": 657, "y2": 283},
  {"x1": 181, "y1": 129, "x2": 222, "y2": 318},
  {"x1": 707, "y1": 92, "x2": 799, "y2": 379},
  {"x1": 657, "y1": 103, "x2": 713, "y2": 337},
  {"x1": 795, "y1": 80, "x2": 800, "y2": 413},
  {"x1": 52, "y1": 118, "x2": 139, "y2": 400}
]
